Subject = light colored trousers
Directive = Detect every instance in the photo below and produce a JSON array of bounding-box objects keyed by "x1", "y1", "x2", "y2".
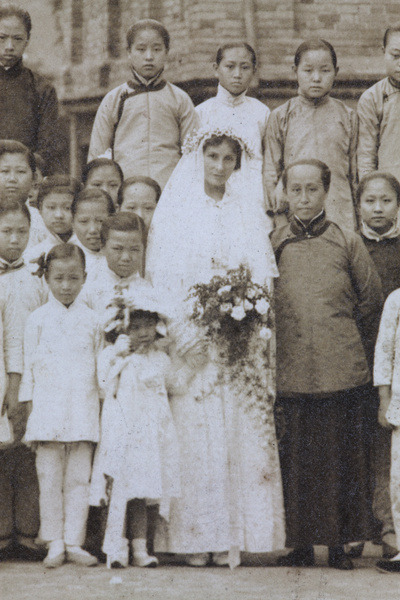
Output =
[
  {"x1": 35, "y1": 442, "x2": 93, "y2": 546},
  {"x1": 390, "y1": 428, "x2": 400, "y2": 549}
]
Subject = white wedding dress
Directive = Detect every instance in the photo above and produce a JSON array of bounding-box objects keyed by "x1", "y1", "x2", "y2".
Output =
[{"x1": 146, "y1": 127, "x2": 285, "y2": 565}]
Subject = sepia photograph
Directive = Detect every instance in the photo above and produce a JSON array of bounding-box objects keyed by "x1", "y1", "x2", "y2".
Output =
[{"x1": 0, "y1": 0, "x2": 400, "y2": 598}]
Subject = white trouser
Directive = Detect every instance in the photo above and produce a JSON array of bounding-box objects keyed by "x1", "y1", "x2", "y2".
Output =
[
  {"x1": 390, "y1": 427, "x2": 400, "y2": 550},
  {"x1": 35, "y1": 442, "x2": 93, "y2": 546}
]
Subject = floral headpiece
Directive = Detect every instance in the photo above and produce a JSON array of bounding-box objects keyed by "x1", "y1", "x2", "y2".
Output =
[
  {"x1": 103, "y1": 281, "x2": 167, "y2": 337},
  {"x1": 182, "y1": 126, "x2": 255, "y2": 159}
]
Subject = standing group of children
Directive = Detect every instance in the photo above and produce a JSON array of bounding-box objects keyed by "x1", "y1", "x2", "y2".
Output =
[{"x1": 1, "y1": 1, "x2": 400, "y2": 576}]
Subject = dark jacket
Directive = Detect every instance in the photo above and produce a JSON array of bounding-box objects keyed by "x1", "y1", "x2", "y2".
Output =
[
  {"x1": 0, "y1": 60, "x2": 60, "y2": 173},
  {"x1": 271, "y1": 213, "x2": 383, "y2": 396}
]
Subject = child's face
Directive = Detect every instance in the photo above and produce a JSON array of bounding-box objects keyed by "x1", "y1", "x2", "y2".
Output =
[
  {"x1": 85, "y1": 165, "x2": 121, "y2": 208},
  {"x1": 0, "y1": 211, "x2": 30, "y2": 262},
  {"x1": 360, "y1": 178, "x2": 399, "y2": 234},
  {"x1": 214, "y1": 47, "x2": 255, "y2": 96},
  {"x1": 127, "y1": 28, "x2": 167, "y2": 80},
  {"x1": 120, "y1": 183, "x2": 157, "y2": 230},
  {"x1": 46, "y1": 257, "x2": 86, "y2": 307},
  {"x1": 285, "y1": 164, "x2": 327, "y2": 224},
  {"x1": 203, "y1": 141, "x2": 237, "y2": 196},
  {"x1": 0, "y1": 153, "x2": 33, "y2": 202},
  {"x1": 128, "y1": 313, "x2": 158, "y2": 351},
  {"x1": 40, "y1": 192, "x2": 73, "y2": 237},
  {"x1": 73, "y1": 200, "x2": 110, "y2": 251},
  {"x1": 27, "y1": 168, "x2": 44, "y2": 207},
  {"x1": 103, "y1": 229, "x2": 144, "y2": 278},
  {"x1": 384, "y1": 32, "x2": 400, "y2": 83},
  {"x1": 294, "y1": 49, "x2": 337, "y2": 100},
  {"x1": 0, "y1": 16, "x2": 29, "y2": 68}
]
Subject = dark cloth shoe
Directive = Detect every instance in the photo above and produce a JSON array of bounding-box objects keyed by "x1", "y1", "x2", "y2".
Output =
[
  {"x1": 15, "y1": 543, "x2": 47, "y2": 562},
  {"x1": 277, "y1": 547, "x2": 315, "y2": 567},
  {"x1": 376, "y1": 559, "x2": 400, "y2": 574},
  {"x1": 345, "y1": 542, "x2": 364, "y2": 558},
  {"x1": 382, "y1": 542, "x2": 398, "y2": 559},
  {"x1": 328, "y1": 546, "x2": 354, "y2": 570}
]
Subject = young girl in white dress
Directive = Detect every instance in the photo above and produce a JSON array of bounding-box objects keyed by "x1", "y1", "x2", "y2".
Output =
[
  {"x1": 196, "y1": 43, "x2": 270, "y2": 218},
  {"x1": 146, "y1": 126, "x2": 285, "y2": 568},
  {"x1": 18, "y1": 243, "x2": 102, "y2": 568},
  {"x1": 91, "y1": 286, "x2": 181, "y2": 568}
]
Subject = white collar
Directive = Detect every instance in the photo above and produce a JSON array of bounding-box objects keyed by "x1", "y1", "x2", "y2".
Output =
[
  {"x1": 361, "y1": 220, "x2": 400, "y2": 241},
  {"x1": 48, "y1": 291, "x2": 83, "y2": 311},
  {"x1": 216, "y1": 83, "x2": 247, "y2": 107},
  {"x1": 69, "y1": 234, "x2": 103, "y2": 257}
]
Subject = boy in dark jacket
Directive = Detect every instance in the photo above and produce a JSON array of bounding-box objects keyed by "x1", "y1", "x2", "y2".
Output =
[{"x1": 0, "y1": 4, "x2": 60, "y2": 174}]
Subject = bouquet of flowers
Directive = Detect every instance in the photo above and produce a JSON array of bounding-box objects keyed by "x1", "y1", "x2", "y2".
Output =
[
  {"x1": 188, "y1": 264, "x2": 273, "y2": 366},
  {"x1": 188, "y1": 265, "x2": 276, "y2": 438}
]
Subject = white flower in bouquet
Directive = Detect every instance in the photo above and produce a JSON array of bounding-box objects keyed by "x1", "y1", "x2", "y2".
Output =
[
  {"x1": 247, "y1": 287, "x2": 256, "y2": 299},
  {"x1": 218, "y1": 285, "x2": 232, "y2": 295},
  {"x1": 259, "y1": 326, "x2": 272, "y2": 340},
  {"x1": 255, "y1": 298, "x2": 270, "y2": 316},
  {"x1": 220, "y1": 302, "x2": 232, "y2": 314},
  {"x1": 244, "y1": 299, "x2": 253, "y2": 312},
  {"x1": 231, "y1": 305, "x2": 246, "y2": 321}
]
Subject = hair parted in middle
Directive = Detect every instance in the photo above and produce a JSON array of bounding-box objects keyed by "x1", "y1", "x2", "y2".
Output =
[{"x1": 282, "y1": 158, "x2": 331, "y2": 192}]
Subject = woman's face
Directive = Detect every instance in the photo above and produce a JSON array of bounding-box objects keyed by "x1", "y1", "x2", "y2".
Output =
[
  {"x1": 203, "y1": 140, "x2": 237, "y2": 196},
  {"x1": 360, "y1": 178, "x2": 399, "y2": 234},
  {"x1": 214, "y1": 47, "x2": 255, "y2": 96},
  {"x1": 85, "y1": 165, "x2": 122, "y2": 208},
  {"x1": 285, "y1": 164, "x2": 327, "y2": 224},
  {"x1": 294, "y1": 49, "x2": 337, "y2": 100}
]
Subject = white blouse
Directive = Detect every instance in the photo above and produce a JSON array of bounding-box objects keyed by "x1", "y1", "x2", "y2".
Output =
[{"x1": 19, "y1": 293, "x2": 102, "y2": 442}]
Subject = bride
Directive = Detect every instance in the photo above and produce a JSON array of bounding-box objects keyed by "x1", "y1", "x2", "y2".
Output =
[{"x1": 146, "y1": 126, "x2": 285, "y2": 567}]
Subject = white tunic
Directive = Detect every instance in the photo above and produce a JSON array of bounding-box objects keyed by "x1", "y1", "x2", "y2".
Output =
[
  {"x1": 375, "y1": 288, "x2": 400, "y2": 426},
  {"x1": 0, "y1": 280, "x2": 23, "y2": 443},
  {"x1": 19, "y1": 294, "x2": 102, "y2": 442},
  {"x1": 80, "y1": 258, "x2": 152, "y2": 317},
  {"x1": 2, "y1": 263, "x2": 47, "y2": 324}
]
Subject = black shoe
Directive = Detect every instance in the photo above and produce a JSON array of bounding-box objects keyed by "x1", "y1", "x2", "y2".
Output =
[
  {"x1": 376, "y1": 559, "x2": 400, "y2": 574},
  {"x1": 328, "y1": 547, "x2": 354, "y2": 570},
  {"x1": 277, "y1": 547, "x2": 315, "y2": 567},
  {"x1": 382, "y1": 542, "x2": 398, "y2": 559},
  {"x1": 0, "y1": 542, "x2": 15, "y2": 561},
  {"x1": 111, "y1": 560, "x2": 126, "y2": 569},
  {"x1": 15, "y1": 543, "x2": 47, "y2": 562},
  {"x1": 345, "y1": 543, "x2": 364, "y2": 559}
]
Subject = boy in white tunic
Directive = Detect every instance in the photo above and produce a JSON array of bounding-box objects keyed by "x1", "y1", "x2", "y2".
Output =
[
  {"x1": 19, "y1": 243, "x2": 102, "y2": 568},
  {"x1": 0, "y1": 200, "x2": 46, "y2": 561}
]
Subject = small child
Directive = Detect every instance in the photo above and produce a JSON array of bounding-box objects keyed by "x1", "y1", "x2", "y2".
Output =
[
  {"x1": 91, "y1": 286, "x2": 180, "y2": 568},
  {"x1": 82, "y1": 158, "x2": 123, "y2": 209},
  {"x1": 263, "y1": 39, "x2": 358, "y2": 230},
  {"x1": 25, "y1": 175, "x2": 81, "y2": 263},
  {"x1": 0, "y1": 199, "x2": 47, "y2": 561},
  {"x1": 18, "y1": 243, "x2": 102, "y2": 568},
  {"x1": 88, "y1": 19, "x2": 199, "y2": 189},
  {"x1": 358, "y1": 24, "x2": 400, "y2": 182},
  {"x1": 357, "y1": 172, "x2": 400, "y2": 561},
  {"x1": 70, "y1": 188, "x2": 115, "y2": 274},
  {"x1": 81, "y1": 212, "x2": 149, "y2": 316},
  {"x1": 118, "y1": 176, "x2": 161, "y2": 231},
  {"x1": 197, "y1": 42, "x2": 270, "y2": 213}
]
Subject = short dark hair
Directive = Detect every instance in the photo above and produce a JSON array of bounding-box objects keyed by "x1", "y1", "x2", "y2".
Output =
[
  {"x1": 282, "y1": 158, "x2": 331, "y2": 192},
  {"x1": 357, "y1": 171, "x2": 400, "y2": 205},
  {"x1": 82, "y1": 158, "x2": 124, "y2": 185},
  {"x1": 215, "y1": 42, "x2": 257, "y2": 69},
  {"x1": 383, "y1": 23, "x2": 400, "y2": 48},
  {"x1": 0, "y1": 198, "x2": 30, "y2": 224},
  {"x1": 294, "y1": 38, "x2": 337, "y2": 69},
  {"x1": 203, "y1": 135, "x2": 242, "y2": 170},
  {"x1": 0, "y1": 139, "x2": 35, "y2": 174},
  {"x1": 44, "y1": 243, "x2": 86, "y2": 280},
  {"x1": 100, "y1": 212, "x2": 147, "y2": 246},
  {"x1": 72, "y1": 188, "x2": 116, "y2": 217},
  {"x1": 0, "y1": 3, "x2": 31, "y2": 38},
  {"x1": 118, "y1": 176, "x2": 162, "y2": 207},
  {"x1": 37, "y1": 175, "x2": 82, "y2": 210},
  {"x1": 126, "y1": 19, "x2": 170, "y2": 51}
]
